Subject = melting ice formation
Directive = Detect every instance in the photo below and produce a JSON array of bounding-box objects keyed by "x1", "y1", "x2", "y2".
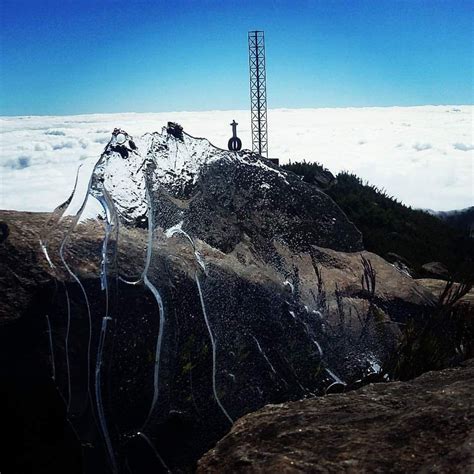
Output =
[{"x1": 40, "y1": 125, "x2": 380, "y2": 472}]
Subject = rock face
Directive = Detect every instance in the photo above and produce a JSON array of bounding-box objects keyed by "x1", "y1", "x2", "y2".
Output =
[
  {"x1": 421, "y1": 261, "x2": 450, "y2": 279},
  {"x1": 0, "y1": 211, "x2": 53, "y2": 324},
  {"x1": 417, "y1": 278, "x2": 474, "y2": 306},
  {"x1": 0, "y1": 126, "x2": 438, "y2": 472},
  {"x1": 198, "y1": 359, "x2": 474, "y2": 473}
]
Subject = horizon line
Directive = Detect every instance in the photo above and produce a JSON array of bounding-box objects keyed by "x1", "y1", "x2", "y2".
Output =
[{"x1": 1, "y1": 103, "x2": 473, "y2": 119}]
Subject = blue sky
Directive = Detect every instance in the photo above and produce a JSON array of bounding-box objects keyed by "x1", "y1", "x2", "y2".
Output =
[{"x1": 1, "y1": 0, "x2": 472, "y2": 115}]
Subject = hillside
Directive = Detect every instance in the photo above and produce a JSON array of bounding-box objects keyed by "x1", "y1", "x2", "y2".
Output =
[
  {"x1": 431, "y1": 207, "x2": 474, "y2": 237},
  {"x1": 282, "y1": 161, "x2": 474, "y2": 277}
]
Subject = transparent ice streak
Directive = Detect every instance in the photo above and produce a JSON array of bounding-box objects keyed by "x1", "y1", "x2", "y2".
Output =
[
  {"x1": 142, "y1": 188, "x2": 166, "y2": 429},
  {"x1": 165, "y1": 221, "x2": 232, "y2": 424},
  {"x1": 45, "y1": 314, "x2": 56, "y2": 381},
  {"x1": 252, "y1": 335, "x2": 277, "y2": 374},
  {"x1": 137, "y1": 432, "x2": 170, "y2": 472},
  {"x1": 95, "y1": 316, "x2": 118, "y2": 473},
  {"x1": 64, "y1": 285, "x2": 72, "y2": 410},
  {"x1": 195, "y1": 273, "x2": 233, "y2": 425},
  {"x1": 59, "y1": 203, "x2": 93, "y2": 402},
  {"x1": 142, "y1": 274, "x2": 166, "y2": 427},
  {"x1": 93, "y1": 185, "x2": 118, "y2": 472},
  {"x1": 325, "y1": 368, "x2": 346, "y2": 391},
  {"x1": 39, "y1": 164, "x2": 82, "y2": 268}
]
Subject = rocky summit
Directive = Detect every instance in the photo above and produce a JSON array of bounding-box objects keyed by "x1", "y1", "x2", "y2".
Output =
[{"x1": 0, "y1": 125, "x2": 448, "y2": 472}]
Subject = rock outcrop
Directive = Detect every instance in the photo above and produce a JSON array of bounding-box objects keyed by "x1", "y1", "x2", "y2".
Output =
[
  {"x1": 421, "y1": 261, "x2": 450, "y2": 279},
  {"x1": 417, "y1": 278, "x2": 474, "y2": 306},
  {"x1": 0, "y1": 125, "x2": 440, "y2": 472},
  {"x1": 198, "y1": 359, "x2": 474, "y2": 473}
]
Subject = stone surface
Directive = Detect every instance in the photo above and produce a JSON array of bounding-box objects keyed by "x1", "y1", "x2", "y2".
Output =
[
  {"x1": 417, "y1": 278, "x2": 474, "y2": 306},
  {"x1": 0, "y1": 211, "x2": 53, "y2": 325},
  {"x1": 421, "y1": 261, "x2": 450, "y2": 279},
  {"x1": 0, "y1": 210, "x2": 434, "y2": 327},
  {"x1": 198, "y1": 359, "x2": 474, "y2": 473},
  {"x1": 0, "y1": 209, "x2": 437, "y2": 471},
  {"x1": 0, "y1": 126, "x2": 468, "y2": 473}
]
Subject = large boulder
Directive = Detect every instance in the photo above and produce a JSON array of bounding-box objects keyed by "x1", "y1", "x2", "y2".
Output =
[
  {"x1": 421, "y1": 261, "x2": 450, "y2": 279},
  {"x1": 198, "y1": 359, "x2": 474, "y2": 473},
  {"x1": 0, "y1": 126, "x2": 437, "y2": 472}
]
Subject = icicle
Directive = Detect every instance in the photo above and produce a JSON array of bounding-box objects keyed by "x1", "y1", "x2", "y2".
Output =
[
  {"x1": 39, "y1": 164, "x2": 82, "y2": 268},
  {"x1": 45, "y1": 314, "x2": 56, "y2": 381},
  {"x1": 252, "y1": 335, "x2": 277, "y2": 374},
  {"x1": 136, "y1": 431, "x2": 170, "y2": 472},
  {"x1": 141, "y1": 187, "x2": 166, "y2": 429},
  {"x1": 59, "y1": 220, "x2": 93, "y2": 401},
  {"x1": 57, "y1": 169, "x2": 96, "y2": 404},
  {"x1": 164, "y1": 221, "x2": 206, "y2": 273},
  {"x1": 325, "y1": 368, "x2": 347, "y2": 392},
  {"x1": 195, "y1": 272, "x2": 233, "y2": 425},
  {"x1": 95, "y1": 316, "x2": 118, "y2": 473},
  {"x1": 64, "y1": 285, "x2": 72, "y2": 411},
  {"x1": 165, "y1": 220, "x2": 231, "y2": 423},
  {"x1": 142, "y1": 274, "x2": 166, "y2": 427}
]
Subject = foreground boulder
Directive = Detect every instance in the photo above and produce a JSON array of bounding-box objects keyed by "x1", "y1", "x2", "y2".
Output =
[{"x1": 198, "y1": 358, "x2": 474, "y2": 473}]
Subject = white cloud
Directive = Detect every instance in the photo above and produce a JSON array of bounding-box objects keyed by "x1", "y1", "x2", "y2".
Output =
[
  {"x1": 413, "y1": 142, "x2": 432, "y2": 151},
  {"x1": 0, "y1": 105, "x2": 472, "y2": 212},
  {"x1": 52, "y1": 140, "x2": 78, "y2": 150},
  {"x1": 3, "y1": 155, "x2": 31, "y2": 170},
  {"x1": 453, "y1": 142, "x2": 474, "y2": 152}
]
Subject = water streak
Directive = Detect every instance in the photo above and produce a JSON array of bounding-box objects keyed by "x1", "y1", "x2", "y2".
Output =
[
  {"x1": 252, "y1": 335, "x2": 277, "y2": 374},
  {"x1": 64, "y1": 285, "x2": 72, "y2": 410},
  {"x1": 166, "y1": 221, "x2": 232, "y2": 423},
  {"x1": 325, "y1": 368, "x2": 346, "y2": 391},
  {"x1": 95, "y1": 316, "x2": 118, "y2": 473},
  {"x1": 137, "y1": 431, "x2": 170, "y2": 472},
  {"x1": 141, "y1": 188, "x2": 166, "y2": 429},
  {"x1": 39, "y1": 164, "x2": 82, "y2": 268},
  {"x1": 45, "y1": 314, "x2": 56, "y2": 381},
  {"x1": 195, "y1": 272, "x2": 233, "y2": 425}
]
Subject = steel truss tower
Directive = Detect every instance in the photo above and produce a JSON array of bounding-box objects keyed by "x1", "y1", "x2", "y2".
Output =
[{"x1": 248, "y1": 30, "x2": 268, "y2": 157}]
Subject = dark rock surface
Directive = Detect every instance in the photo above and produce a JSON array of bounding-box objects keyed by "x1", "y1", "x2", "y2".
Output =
[
  {"x1": 0, "y1": 211, "x2": 53, "y2": 325},
  {"x1": 417, "y1": 278, "x2": 474, "y2": 306},
  {"x1": 0, "y1": 127, "x2": 441, "y2": 472},
  {"x1": 198, "y1": 359, "x2": 474, "y2": 473},
  {"x1": 421, "y1": 261, "x2": 450, "y2": 279},
  {"x1": 0, "y1": 209, "x2": 436, "y2": 472}
]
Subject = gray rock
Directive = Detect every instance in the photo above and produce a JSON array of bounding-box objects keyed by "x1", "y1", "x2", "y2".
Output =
[
  {"x1": 198, "y1": 359, "x2": 474, "y2": 473},
  {"x1": 422, "y1": 261, "x2": 450, "y2": 279}
]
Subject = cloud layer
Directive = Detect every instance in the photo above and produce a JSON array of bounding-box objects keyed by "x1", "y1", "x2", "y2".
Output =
[{"x1": 1, "y1": 106, "x2": 472, "y2": 212}]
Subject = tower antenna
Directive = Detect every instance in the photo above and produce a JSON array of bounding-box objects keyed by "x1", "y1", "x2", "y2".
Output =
[{"x1": 248, "y1": 31, "x2": 268, "y2": 157}]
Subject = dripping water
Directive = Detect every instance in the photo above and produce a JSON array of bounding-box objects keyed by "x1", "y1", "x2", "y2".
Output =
[
  {"x1": 137, "y1": 431, "x2": 170, "y2": 473},
  {"x1": 165, "y1": 221, "x2": 232, "y2": 424},
  {"x1": 141, "y1": 187, "x2": 166, "y2": 429},
  {"x1": 195, "y1": 272, "x2": 233, "y2": 425},
  {"x1": 45, "y1": 314, "x2": 56, "y2": 381}
]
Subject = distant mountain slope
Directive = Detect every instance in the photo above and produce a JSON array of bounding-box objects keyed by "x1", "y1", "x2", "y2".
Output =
[
  {"x1": 282, "y1": 161, "x2": 474, "y2": 277},
  {"x1": 428, "y1": 207, "x2": 474, "y2": 238}
]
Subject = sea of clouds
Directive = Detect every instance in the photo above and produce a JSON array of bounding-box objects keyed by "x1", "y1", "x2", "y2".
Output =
[{"x1": 0, "y1": 105, "x2": 472, "y2": 212}]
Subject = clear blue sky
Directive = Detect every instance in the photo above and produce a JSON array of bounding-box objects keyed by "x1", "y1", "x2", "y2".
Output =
[{"x1": 1, "y1": 0, "x2": 472, "y2": 115}]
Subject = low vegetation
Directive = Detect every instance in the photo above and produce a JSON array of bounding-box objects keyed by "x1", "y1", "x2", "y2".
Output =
[
  {"x1": 282, "y1": 161, "x2": 474, "y2": 277},
  {"x1": 386, "y1": 275, "x2": 474, "y2": 380}
]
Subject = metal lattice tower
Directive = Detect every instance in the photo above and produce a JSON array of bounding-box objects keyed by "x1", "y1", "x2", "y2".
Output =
[{"x1": 248, "y1": 30, "x2": 268, "y2": 157}]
